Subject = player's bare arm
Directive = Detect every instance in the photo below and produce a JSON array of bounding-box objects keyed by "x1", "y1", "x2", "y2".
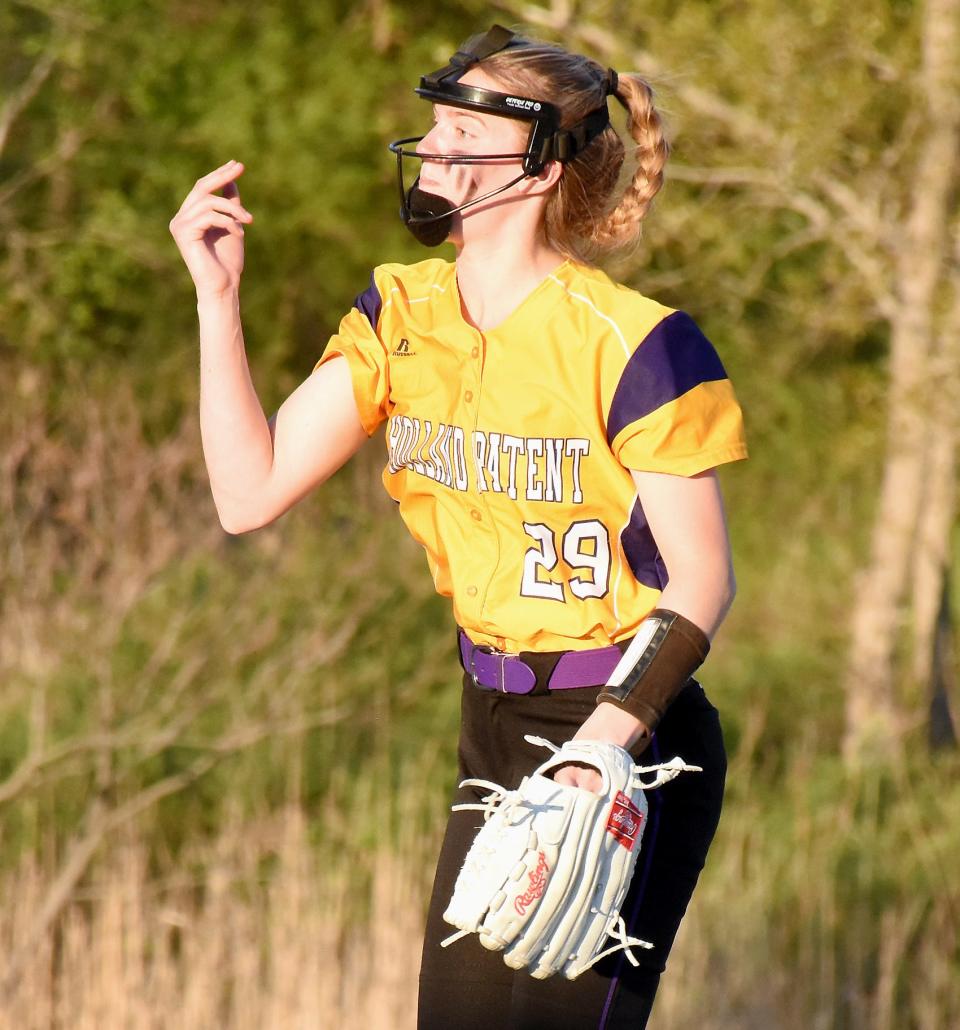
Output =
[
  {"x1": 627, "y1": 467, "x2": 737, "y2": 638},
  {"x1": 230, "y1": 358, "x2": 367, "y2": 533},
  {"x1": 171, "y1": 163, "x2": 367, "y2": 533},
  {"x1": 563, "y1": 468, "x2": 735, "y2": 787}
]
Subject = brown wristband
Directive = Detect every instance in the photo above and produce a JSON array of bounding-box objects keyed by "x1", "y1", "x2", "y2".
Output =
[{"x1": 596, "y1": 609, "x2": 710, "y2": 731}]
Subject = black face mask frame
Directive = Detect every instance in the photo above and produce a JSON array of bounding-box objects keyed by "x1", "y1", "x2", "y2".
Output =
[{"x1": 388, "y1": 24, "x2": 610, "y2": 246}]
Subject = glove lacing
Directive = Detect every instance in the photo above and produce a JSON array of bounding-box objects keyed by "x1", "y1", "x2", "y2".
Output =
[
  {"x1": 525, "y1": 735, "x2": 702, "y2": 784},
  {"x1": 631, "y1": 755, "x2": 704, "y2": 790},
  {"x1": 573, "y1": 914, "x2": 653, "y2": 971},
  {"x1": 450, "y1": 781, "x2": 516, "y2": 820},
  {"x1": 440, "y1": 738, "x2": 701, "y2": 964}
]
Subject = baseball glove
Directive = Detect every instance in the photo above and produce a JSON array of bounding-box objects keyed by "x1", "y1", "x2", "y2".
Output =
[{"x1": 440, "y1": 735, "x2": 700, "y2": 980}]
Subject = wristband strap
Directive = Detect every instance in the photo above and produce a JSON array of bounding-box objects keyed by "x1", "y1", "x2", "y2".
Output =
[{"x1": 596, "y1": 609, "x2": 710, "y2": 729}]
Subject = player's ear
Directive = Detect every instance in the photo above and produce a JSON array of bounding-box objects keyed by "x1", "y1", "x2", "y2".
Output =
[{"x1": 517, "y1": 159, "x2": 563, "y2": 197}]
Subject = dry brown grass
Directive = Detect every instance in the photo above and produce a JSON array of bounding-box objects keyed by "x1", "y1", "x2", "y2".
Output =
[
  {"x1": 1, "y1": 781, "x2": 957, "y2": 1030},
  {"x1": 1, "y1": 370, "x2": 958, "y2": 1030},
  {"x1": 0, "y1": 807, "x2": 426, "y2": 1030}
]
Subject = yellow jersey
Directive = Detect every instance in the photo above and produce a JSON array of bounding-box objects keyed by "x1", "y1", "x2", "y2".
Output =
[{"x1": 314, "y1": 258, "x2": 747, "y2": 653}]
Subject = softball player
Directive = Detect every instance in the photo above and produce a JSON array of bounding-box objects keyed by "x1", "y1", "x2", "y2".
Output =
[{"x1": 171, "y1": 24, "x2": 746, "y2": 1029}]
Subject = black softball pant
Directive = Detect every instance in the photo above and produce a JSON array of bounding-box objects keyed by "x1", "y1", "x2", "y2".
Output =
[{"x1": 417, "y1": 676, "x2": 726, "y2": 1030}]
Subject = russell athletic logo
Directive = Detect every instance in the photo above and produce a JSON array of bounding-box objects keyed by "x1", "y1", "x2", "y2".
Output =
[
  {"x1": 606, "y1": 791, "x2": 644, "y2": 851},
  {"x1": 514, "y1": 851, "x2": 550, "y2": 915},
  {"x1": 392, "y1": 337, "x2": 416, "y2": 357}
]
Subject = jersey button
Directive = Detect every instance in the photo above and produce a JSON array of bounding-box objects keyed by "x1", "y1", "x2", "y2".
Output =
[
  {"x1": 466, "y1": 585, "x2": 478, "y2": 597},
  {"x1": 464, "y1": 390, "x2": 474, "y2": 403},
  {"x1": 470, "y1": 509, "x2": 482, "y2": 522},
  {"x1": 471, "y1": 346, "x2": 480, "y2": 358}
]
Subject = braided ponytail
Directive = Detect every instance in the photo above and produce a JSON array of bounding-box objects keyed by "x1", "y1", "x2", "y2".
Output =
[
  {"x1": 481, "y1": 36, "x2": 670, "y2": 264},
  {"x1": 593, "y1": 73, "x2": 670, "y2": 252}
]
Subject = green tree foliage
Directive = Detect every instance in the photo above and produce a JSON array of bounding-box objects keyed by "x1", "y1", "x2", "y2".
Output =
[
  {"x1": 2, "y1": 0, "x2": 958, "y2": 1022},
  {"x1": 1, "y1": 0, "x2": 487, "y2": 391}
]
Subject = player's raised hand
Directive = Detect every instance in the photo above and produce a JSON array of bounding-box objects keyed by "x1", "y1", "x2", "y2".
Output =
[{"x1": 169, "y1": 160, "x2": 254, "y2": 300}]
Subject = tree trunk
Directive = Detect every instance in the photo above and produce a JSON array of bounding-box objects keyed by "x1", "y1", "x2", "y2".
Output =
[
  {"x1": 915, "y1": 215, "x2": 960, "y2": 742},
  {"x1": 910, "y1": 289, "x2": 960, "y2": 703},
  {"x1": 842, "y1": 0, "x2": 960, "y2": 764},
  {"x1": 910, "y1": 436, "x2": 957, "y2": 693},
  {"x1": 929, "y1": 571, "x2": 959, "y2": 751}
]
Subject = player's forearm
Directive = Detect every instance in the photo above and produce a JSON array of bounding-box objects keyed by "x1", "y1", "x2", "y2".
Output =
[
  {"x1": 655, "y1": 554, "x2": 736, "y2": 641},
  {"x1": 197, "y1": 290, "x2": 275, "y2": 532},
  {"x1": 572, "y1": 702, "x2": 649, "y2": 753}
]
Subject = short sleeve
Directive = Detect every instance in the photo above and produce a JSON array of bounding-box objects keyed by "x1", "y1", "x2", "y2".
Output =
[
  {"x1": 606, "y1": 311, "x2": 748, "y2": 476},
  {"x1": 313, "y1": 271, "x2": 390, "y2": 436}
]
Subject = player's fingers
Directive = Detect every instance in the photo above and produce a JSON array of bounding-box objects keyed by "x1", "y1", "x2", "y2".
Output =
[
  {"x1": 552, "y1": 763, "x2": 602, "y2": 793},
  {"x1": 578, "y1": 769, "x2": 602, "y2": 793},
  {"x1": 184, "y1": 160, "x2": 245, "y2": 204},
  {"x1": 199, "y1": 159, "x2": 244, "y2": 188},
  {"x1": 175, "y1": 194, "x2": 252, "y2": 233},
  {"x1": 207, "y1": 195, "x2": 253, "y2": 222},
  {"x1": 552, "y1": 767, "x2": 578, "y2": 788},
  {"x1": 204, "y1": 211, "x2": 245, "y2": 237},
  {"x1": 174, "y1": 171, "x2": 243, "y2": 226}
]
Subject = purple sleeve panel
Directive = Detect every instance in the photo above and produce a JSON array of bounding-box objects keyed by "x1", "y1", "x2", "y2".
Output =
[
  {"x1": 606, "y1": 311, "x2": 728, "y2": 445},
  {"x1": 352, "y1": 271, "x2": 383, "y2": 331},
  {"x1": 621, "y1": 494, "x2": 669, "y2": 591}
]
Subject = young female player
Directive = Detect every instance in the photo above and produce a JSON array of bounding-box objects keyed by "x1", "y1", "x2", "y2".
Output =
[{"x1": 170, "y1": 24, "x2": 746, "y2": 1029}]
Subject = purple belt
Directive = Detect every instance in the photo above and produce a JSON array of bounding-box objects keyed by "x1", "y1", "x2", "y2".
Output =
[{"x1": 458, "y1": 629, "x2": 624, "y2": 695}]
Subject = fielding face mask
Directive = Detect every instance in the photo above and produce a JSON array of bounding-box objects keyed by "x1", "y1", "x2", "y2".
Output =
[{"x1": 388, "y1": 25, "x2": 611, "y2": 246}]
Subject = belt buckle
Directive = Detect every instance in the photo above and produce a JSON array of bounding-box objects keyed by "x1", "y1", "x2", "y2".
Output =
[{"x1": 470, "y1": 644, "x2": 510, "y2": 692}]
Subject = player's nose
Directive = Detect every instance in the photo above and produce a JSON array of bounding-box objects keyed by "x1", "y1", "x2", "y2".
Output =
[{"x1": 416, "y1": 124, "x2": 442, "y2": 157}]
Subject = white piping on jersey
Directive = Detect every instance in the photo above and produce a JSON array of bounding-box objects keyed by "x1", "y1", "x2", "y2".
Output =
[
  {"x1": 381, "y1": 283, "x2": 448, "y2": 313},
  {"x1": 610, "y1": 489, "x2": 637, "y2": 635},
  {"x1": 548, "y1": 273, "x2": 635, "y2": 634},
  {"x1": 546, "y1": 275, "x2": 632, "y2": 360}
]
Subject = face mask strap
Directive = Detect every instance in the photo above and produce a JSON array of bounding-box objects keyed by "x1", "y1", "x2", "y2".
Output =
[
  {"x1": 550, "y1": 107, "x2": 611, "y2": 163},
  {"x1": 420, "y1": 24, "x2": 521, "y2": 89}
]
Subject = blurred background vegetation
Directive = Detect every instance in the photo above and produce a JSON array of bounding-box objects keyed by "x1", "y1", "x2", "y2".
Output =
[{"x1": 1, "y1": 0, "x2": 958, "y2": 1026}]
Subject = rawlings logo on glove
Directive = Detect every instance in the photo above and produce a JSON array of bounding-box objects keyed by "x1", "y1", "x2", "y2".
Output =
[
  {"x1": 607, "y1": 792, "x2": 644, "y2": 850},
  {"x1": 515, "y1": 852, "x2": 550, "y2": 915},
  {"x1": 440, "y1": 735, "x2": 701, "y2": 980}
]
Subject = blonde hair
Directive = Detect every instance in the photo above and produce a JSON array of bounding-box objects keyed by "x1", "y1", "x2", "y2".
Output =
[{"x1": 479, "y1": 35, "x2": 670, "y2": 264}]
